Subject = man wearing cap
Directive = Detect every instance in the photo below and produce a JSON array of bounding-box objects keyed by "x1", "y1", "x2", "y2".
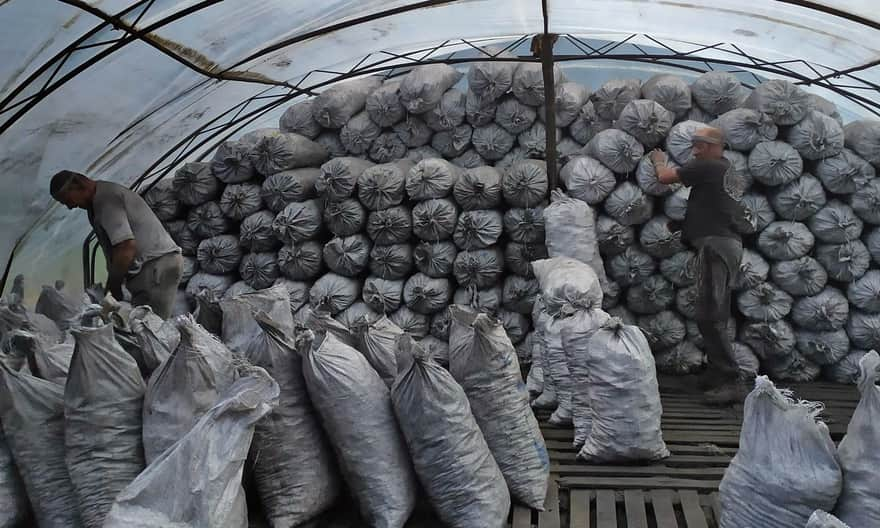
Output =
[
  {"x1": 650, "y1": 127, "x2": 748, "y2": 404},
  {"x1": 49, "y1": 170, "x2": 183, "y2": 319}
]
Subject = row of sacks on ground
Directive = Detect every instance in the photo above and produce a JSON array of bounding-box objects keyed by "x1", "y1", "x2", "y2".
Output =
[
  {"x1": 0, "y1": 248, "x2": 681, "y2": 528},
  {"x1": 2, "y1": 272, "x2": 879, "y2": 528},
  {"x1": 0, "y1": 281, "x2": 544, "y2": 528},
  {"x1": 716, "y1": 352, "x2": 880, "y2": 528}
]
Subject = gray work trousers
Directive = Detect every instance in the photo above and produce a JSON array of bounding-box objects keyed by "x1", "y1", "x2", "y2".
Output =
[
  {"x1": 126, "y1": 252, "x2": 183, "y2": 319},
  {"x1": 693, "y1": 236, "x2": 744, "y2": 382}
]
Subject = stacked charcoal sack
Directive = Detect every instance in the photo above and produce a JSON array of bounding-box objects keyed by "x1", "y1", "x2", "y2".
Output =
[
  {"x1": 149, "y1": 124, "x2": 331, "y2": 316},
  {"x1": 558, "y1": 73, "x2": 880, "y2": 385},
  {"x1": 153, "y1": 61, "x2": 880, "y2": 384},
  {"x1": 150, "y1": 64, "x2": 556, "y2": 358}
]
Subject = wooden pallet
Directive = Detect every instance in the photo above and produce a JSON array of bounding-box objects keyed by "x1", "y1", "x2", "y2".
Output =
[
  {"x1": 509, "y1": 380, "x2": 861, "y2": 527},
  {"x1": 510, "y1": 483, "x2": 722, "y2": 528}
]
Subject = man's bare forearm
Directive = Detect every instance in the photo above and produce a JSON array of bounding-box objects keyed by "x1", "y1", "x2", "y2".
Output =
[
  {"x1": 650, "y1": 149, "x2": 680, "y2": 184},
  {"x1": 107, "y1": 240, "x2": 136, "y2": 299}
]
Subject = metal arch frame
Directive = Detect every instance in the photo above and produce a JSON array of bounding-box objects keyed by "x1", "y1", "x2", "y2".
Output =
[
  {"x1": 138, "y1": 30, "x2": 880, "y2": 196},
  {"x1": 218, "y1": 0, "x2": 880, "y2": 72},
  {"x1": 775, "y1": 0, "x2": 880, "y2": 31},
  {"x1": 1, "y1": 0, "x2": 879, "y2": 137},
  {"x1": 0, "y1": 0, "x2": 230, "y2": 136},
  {"x1": 0, "y1": 0, "x2": 465, "y2": 136}
]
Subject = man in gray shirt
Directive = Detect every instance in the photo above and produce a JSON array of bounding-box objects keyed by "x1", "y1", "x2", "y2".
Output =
[{"x1": 50, "y1": 170, "x2": 183, "y2": 318}]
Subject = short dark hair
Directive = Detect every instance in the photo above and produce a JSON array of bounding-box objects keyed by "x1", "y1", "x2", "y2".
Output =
[{"x1": 50, "y1": 170, "x2": 86, "y2": 197}]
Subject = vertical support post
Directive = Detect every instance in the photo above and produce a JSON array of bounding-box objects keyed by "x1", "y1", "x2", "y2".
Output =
[
  {"x1": 82, "y1": 231, "x2": 96, "y2": 290},
  {"x1": 534, "y1": 33, "x2": 559, "y2": 189},
  {"x1": 82, "y1": 234, "x2": 92, "y2": 291},
  {"x1": 89, "y1": 238, "x2": 99, "y2": 288}
]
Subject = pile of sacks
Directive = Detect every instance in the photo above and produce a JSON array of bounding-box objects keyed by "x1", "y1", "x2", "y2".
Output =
[
  {"x1": 0, "y1": 279, "x2": 550, "y2": 527},
  {"x1": 718, "y1": 350, "x2": 880, "y2": 528},
  {"x1": 149, "y1": 59, "x2": 880, "y2": 384},
  {"x1": 527, "y1": 199, "x2": 669, "y2": 463},
  {"x1": 176, "y1": 149, "x2": 549, "y2": 368},
  {"x1": 565, "y1": 76, "x2": 880, "y2": 385}
]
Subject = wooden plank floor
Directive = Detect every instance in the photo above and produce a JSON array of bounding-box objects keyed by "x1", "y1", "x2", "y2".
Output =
[{"x1": 509, "y1": 381, "x2": 860, "y2": 528}]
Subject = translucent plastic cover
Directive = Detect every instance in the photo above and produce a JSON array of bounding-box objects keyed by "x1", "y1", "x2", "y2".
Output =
[{"x1": 0, "y1": 0, "x2": 877, "y2": 297}]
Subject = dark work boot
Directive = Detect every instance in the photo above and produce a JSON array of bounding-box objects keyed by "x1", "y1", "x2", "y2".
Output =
[
  {"x1": 658, "y1": 372, "x2": 712, "y2": 394},
  {"x1": 658, "y1": 369, "x2": 737, "y2": 395},
  {"x1": 703, "y1": 378, "x2": 752, "y2": 406},
  {"x1": 696, "y1": 368, "x2": 739, "y2": 391}
]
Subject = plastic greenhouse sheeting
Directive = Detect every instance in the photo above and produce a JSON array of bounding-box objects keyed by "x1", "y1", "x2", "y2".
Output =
[{"x1": 2, "y1": 0, "x2": 880, "y2": 297}]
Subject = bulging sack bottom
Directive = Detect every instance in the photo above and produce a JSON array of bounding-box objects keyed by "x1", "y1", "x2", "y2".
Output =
[
  {"x1": 447, "y1": 306, "x2": 549, "y2": 510},
  {"x1": 392, "y1": 335, "x2": 510, "y2": 528},
  {"x1": 104, "y1": 368, "x2": 280, "y2": 528},
  {"x1": 832, "y1": 351, "x2": 880, "y2": 527},
  {"x1": 578, "y1": 318, "x2": 668, "y2": 463},
  {"x1": 719, "y1": 376, "x2": 842, "y2": 528}
]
